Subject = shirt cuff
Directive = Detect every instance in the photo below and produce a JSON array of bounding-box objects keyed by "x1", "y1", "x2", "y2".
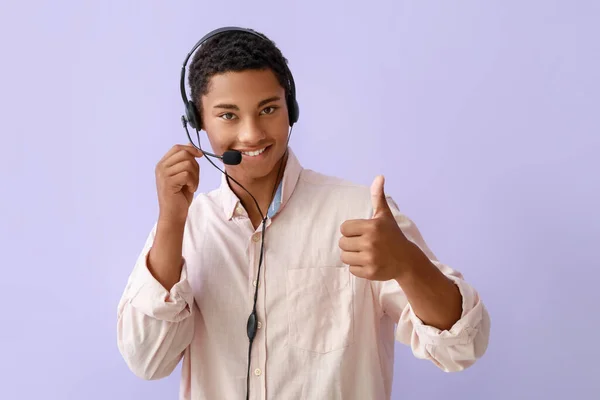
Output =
[
  {"x1": 128, "y1": 252, "x2": 194, "y2": 323},
  {"x1": 401, "y1": 275, "x2": 484, "y2": 347}
]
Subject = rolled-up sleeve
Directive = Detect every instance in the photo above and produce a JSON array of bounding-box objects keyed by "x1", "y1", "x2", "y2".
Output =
[
  {"x1": 393, "y1": 271, "x2": 490, "y2": 372},
  {"x1": 377, "y1": 197, "x2": 491, "y2": 372},
  {"x1": 117, "y1": 225, "x2": 195, "y2": 380}
]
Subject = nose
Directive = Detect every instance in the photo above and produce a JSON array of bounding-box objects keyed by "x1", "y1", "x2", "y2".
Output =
[{"x1": 237, "y1": 116, "x2": 267, "y2": 145}]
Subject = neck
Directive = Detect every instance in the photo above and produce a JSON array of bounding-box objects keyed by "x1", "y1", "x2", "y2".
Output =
[{"x1": 228, "y1": 152, "x2": 288, "y2": 227}]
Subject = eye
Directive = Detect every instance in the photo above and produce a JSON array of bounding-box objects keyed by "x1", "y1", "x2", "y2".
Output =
[
  {"x1": 219, "y1": 113, "x2": 237, "y2": 120},
  {"x1": 260, "y1": 106, "x2": 278, "y2": 115}
]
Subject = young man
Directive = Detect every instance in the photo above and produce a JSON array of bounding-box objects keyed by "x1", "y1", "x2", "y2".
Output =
[{"x1": 117, "y1": 27, "x2": 490, "y2": 400}]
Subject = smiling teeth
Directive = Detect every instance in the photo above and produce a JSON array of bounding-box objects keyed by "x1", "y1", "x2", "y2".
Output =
[{"x1": 242, "y1": 148, "x2": 266, "y2": 157}]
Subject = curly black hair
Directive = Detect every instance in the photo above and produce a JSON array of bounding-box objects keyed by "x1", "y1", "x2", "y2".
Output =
[{"x1": 188, "y1": 29, "x2": 291, "y2": 108}]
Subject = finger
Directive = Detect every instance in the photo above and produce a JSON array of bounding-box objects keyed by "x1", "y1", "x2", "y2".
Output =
[
  {"x1": 159, "y1": 144, "x2": 201, "y2": 163},
  {"x1": 168, "y1": 170, "x2": 199, "y2": 193},
  {"x1": 165, "y1": 159, "x2": 199, "y2": 180},
  {"x1": 338, "y1": 235, "x2": 367, "y2": 252},
  {"x1": 185, "y1": 143, "x2": 204, "y2": 158},
  {"x1": 161, "y1": 144, "x2": 203, "y2": 167},
  {"x1": 371, "y1": 175, "x2": 393, "y2": 218},
  {"x1": 340, "y1": 250, "x2": 367, "y2": 267},
  {"x1": 163, "y1": 148, "x2": 201, "y2": 170},
  {"x1": 349, "y1": 265, "x2": 370, "y2": 279},
  {"x1": 340, "y1": 219, "x2": 372, "y2": 237}
]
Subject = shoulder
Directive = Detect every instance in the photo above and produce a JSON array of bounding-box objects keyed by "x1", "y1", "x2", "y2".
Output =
[
  {"x1": 189, "y1": 186, "x2": 221, "y2": 207},
  {"x1": 295, "y1": 168, "x2": 374, "y2": 215},
  {"x1": 298, "y1": 168, "x2": 404, "y2": 216},
  {"x1": 299, "y1": 168, "x2": 368, "y2": 194},
  {"x1": 184, "y1": 187, "x2": 224, "y2": 227}
]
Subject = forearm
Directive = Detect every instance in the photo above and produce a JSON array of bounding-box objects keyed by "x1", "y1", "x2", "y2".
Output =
[
  {"x1": 395, "y1": 243, "x2": 463, "y2": 331},
  {"x1": 147, "y1": 218, "x2": 186, "y2": 292}
]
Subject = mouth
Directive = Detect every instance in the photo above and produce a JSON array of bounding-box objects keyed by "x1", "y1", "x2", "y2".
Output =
[{"x1": 238, "y1": 145, "x2": 271, "y2": 158}]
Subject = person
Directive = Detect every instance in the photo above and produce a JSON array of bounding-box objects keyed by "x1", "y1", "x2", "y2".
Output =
[{"x1": 117, "y1": 27, "x2": 490, "y2": 400}]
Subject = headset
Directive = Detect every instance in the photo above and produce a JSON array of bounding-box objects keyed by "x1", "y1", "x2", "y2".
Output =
[
  {"x1": 178, "y1": 27, "x2": 299, "y2": 400},
  {"x1": 180, "y1": 26, "x2": 299, "y2": 165}
]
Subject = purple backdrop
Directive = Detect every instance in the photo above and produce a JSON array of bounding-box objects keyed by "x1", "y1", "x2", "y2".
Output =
[{"x1": 1, "y1": 1, "x2": 598, "y2": 399}]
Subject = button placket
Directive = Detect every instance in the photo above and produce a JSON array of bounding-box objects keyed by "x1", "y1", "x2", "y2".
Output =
[
  {"x1": 248, "y1": 224, "x2": 268, "y2": 399},
  {"x1": 256, "y1": 227, "x2": 268, "y2": 400}
]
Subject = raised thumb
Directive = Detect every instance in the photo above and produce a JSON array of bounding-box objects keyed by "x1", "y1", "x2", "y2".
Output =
[{"x1": 371, "y1": 175, "x2": 391, "y2": 217}]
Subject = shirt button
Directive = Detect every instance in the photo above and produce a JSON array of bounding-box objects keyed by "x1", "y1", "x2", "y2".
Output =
[
  {"x1": 252, "y1": 280, "x2": 259, "y2": 287},
  {"x1": 254, "y1": 368, "x2": 262, "y2": 376},
  {"x1": 235, "y1": 205, "x2": 244, "y2": 215},
  {"x1": 252, "y1": 234, "x2": 260, "y2": 242},
  {"x1": 257, "y1": 321, "x2": 262, "y2": 329}
]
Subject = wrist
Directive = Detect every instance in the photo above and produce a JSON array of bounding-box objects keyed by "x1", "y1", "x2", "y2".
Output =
[
  {"x1": 394, "y1": 242, "x2": 432, "y2": 284},
  {"x1": 157, "y1": 214, "x2": 187, "y2": 232}
]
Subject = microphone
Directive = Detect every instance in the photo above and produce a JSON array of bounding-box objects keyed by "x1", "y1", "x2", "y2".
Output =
[{"x1": 202, "y1": 149, "x2": 242, "y2": 165}]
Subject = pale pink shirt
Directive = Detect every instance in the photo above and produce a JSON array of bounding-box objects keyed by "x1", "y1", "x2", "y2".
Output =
[{"x1": 117, "y1": 148, "x2": 490, "y2": 400}]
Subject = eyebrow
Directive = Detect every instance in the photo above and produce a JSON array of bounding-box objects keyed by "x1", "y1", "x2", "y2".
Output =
[{"x1": 213, "y1": 96, "x2": 282, "y2": 110}]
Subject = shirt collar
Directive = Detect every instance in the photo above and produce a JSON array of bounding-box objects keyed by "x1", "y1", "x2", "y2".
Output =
[{"x1": 220, "y1": 147, "x2": 303, "y2": 220}]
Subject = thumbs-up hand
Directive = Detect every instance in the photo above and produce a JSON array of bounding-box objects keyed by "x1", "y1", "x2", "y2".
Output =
[{"x1": 339, "y1": 175, "x2": 412, "y2": 281}]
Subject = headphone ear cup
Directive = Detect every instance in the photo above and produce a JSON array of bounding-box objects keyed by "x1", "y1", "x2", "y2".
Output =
[
  {"x1": 288, "y1": 98, "x2": 299, "y2": 126},
  {"x1": 186, "y1": 101, "x2": 201, "y2": 130}
]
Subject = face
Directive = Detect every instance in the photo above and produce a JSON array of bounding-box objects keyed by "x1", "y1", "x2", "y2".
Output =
[{"x1": 200, "y1": 68, "x2": 290, "y2": 183}]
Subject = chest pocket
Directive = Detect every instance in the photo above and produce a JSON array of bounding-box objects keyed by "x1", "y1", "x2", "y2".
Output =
[{"x1": 286, "y1": 266, "x2": 354, "y2": 353}]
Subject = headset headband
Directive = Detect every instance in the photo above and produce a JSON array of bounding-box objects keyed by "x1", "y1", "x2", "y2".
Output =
[{"x1": 179, "y1": 26, "x2": 298, "y2": 128}]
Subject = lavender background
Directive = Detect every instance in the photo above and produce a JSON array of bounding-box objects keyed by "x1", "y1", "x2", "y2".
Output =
[{"x1": 1, "y1": 1, "x2": 598, "y2": 399}]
